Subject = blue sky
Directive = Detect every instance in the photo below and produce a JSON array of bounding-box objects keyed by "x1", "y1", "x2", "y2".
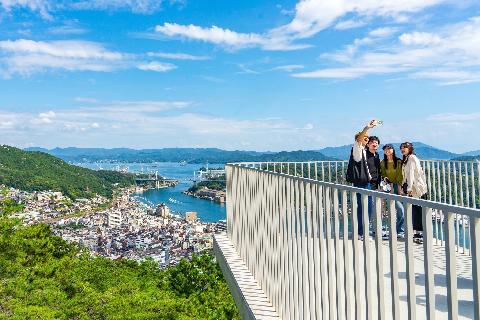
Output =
[{"x1": 0, "y1": 0, "x2": 479, "y2": 153}]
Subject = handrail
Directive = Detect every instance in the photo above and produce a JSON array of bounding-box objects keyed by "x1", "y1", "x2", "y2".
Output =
[{"x1": 225, "y1": 162, "x2": 480, "y2": 320}]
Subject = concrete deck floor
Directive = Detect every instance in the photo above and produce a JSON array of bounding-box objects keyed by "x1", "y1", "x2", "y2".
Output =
[{"x1": 215, "y1": 232, "x2": 474, "y2": 320}]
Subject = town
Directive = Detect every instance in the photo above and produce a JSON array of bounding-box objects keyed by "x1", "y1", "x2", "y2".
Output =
[{"x1": 1, "y1": 185, "x2": 226, "y2": 267}]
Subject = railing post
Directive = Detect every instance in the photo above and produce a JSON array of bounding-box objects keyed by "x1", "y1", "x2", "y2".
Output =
[
  {"x1": 422, "y1": 207, "x2": 436, "y2": 320},
  {"x1": 374, "y1": 197, "x2": 386, "y2": 320},
  {"x1": 471, "y1": 161, "x2": 476, "y2": 209},
  {"x1": 471, "y1": 216, "x2": 480, "y2": 320},
  {"x1": 404, "y1": 203, "x2": 417, "y2": 320},
  {"x1": 362, "y1": 194, "x2": 374, "y2": 320},
  {"x1": 342, "y1": 190, "x2": 353, "y2": 320},
  {"x1": 333, "y1": 188, "x2": 345, "y2": 320},
  {"x1": 388, "y1": 200, "x2": 400, "y2": 320},
  {"x1": 325, "y1": 187, "x2": 336, "y2": 320},
  {"x1": 445, "y1": 211, "x2": 458, "y2": 320},
  {"x1": 351, "y1": 191, "x2": 362, "y2": 319}
]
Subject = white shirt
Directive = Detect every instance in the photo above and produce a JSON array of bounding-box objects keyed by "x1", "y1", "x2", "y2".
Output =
[
  {"x1": 402, "y1": 154, "x2": 428, "y2": 198},
  {"x1": 352, "y1": 141, "x2": 372, "y2": 181}
]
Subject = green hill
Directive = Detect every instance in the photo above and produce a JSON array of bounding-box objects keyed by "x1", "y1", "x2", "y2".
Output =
[
  {"x1": 0, "y1": 145, "x2": 135, "y2": 199},
  {"x1": 0, "y1": 200, "x2": 239, "y2": 319}
]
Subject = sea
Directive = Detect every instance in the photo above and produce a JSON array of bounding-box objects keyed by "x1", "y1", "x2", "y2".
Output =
[{"x1": 77, "y1": 162, "x2": 226, "y2": 223}]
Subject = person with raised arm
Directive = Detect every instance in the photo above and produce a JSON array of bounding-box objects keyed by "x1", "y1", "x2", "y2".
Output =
[{"x1": 346, "y1": 120, "x2": 381, "y2": 237}]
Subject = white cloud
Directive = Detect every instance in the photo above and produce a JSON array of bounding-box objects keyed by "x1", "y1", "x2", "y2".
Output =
[
  {"x1": 0, "y1": 39, "x2": 124, "y2": 76},
  {"x1": 69, "y1": 0, "x2": 163, "y2": 14},
  {"x1": 399, "y1": 31, "x2": 442, "y2": 46},
  {"x1": 271, "y1": 64, "x2": 304, "y2": 72},
  {"x1": 48, "y1": 25, "x2": 88, "y2": 35},
  {"x1": 31, "y1": 110, "x2": 56, "y2": 124},
  {"x1": 0, "y1": 39, "x2": 178, "y2": 76},
  {"x1": 146, "y1": 52, "x2": 210, "y2": 60},
  {"x1": 74, "y1": 97, "x2": 98, "y2": 103},
  {"x1": 154, "y1": 23, "x2": 308, "y2": 51},
  {"x1": 0, "y1": 0, "x2": 52, "y2": 19},
  {"x1": 155, "y1": 23, "x2": 264, "y2": 48},
  {"x1": 293, "y1": 16, "x2": 480, "y2": 84},
  {"x1": 303, "y1": 123, "x2": 314, "y2": 130},
  {"x1": 427, "y1": 112, "x2": 480, "y2": 123},
  {"x1": 137, "y1": 61, "x2": 176, "y2": 72},
  {"x1": 0, "y1": 101, "x2": 330, "y2": 150},
  {"x1": 235, "y1": 64, "x2": 259, "y2": 75},
  {"x1": 335, "y1": 19, "x2": 367, "y2": 30},
  {"x1": 269, "y1": 0, "x2": 446, "y2": 39},
  {"x1": 369, "y1": 27, "x2": 399, "y2": 37},
  {"x1": 293, "y1": 66, "x2": 399, "y2": 79},
  {"x1": 154, "y1": 0, "x2": 446, "y2": 51},
  {"x1": 0, "y1": 0, "x2": 165, "y2": 18},
  {"x1": 0, "y1": 39, "x2": 123, "y2": 60}
]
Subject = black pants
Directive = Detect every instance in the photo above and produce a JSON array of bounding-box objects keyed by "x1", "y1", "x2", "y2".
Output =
[
  {"x1": 412, "y1": 194, "x2": 427, "y2": 232},
  {"x1": 412, "y1": 204, "x2": 423, "y2": 231}
]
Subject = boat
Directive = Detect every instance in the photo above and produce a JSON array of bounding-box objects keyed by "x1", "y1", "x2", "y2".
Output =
[{"x1": 179, "y1": 161, "x2": 187, "y2": 166}]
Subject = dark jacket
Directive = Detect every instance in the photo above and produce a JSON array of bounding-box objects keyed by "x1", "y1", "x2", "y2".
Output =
[
  {"x1": 346, "y1": 147, "x2": 381, "y2": 186},
  {"x1": 346, "y1": 147, "x2": 370, "y2": 184}
]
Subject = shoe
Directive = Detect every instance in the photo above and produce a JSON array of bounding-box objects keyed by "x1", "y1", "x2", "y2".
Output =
[
  {"x1": 397, "y1": 233, "x2": 405, "y2": 240},
  {"x1": 382, "y1": 231, "x2": 389, "y2": 240},
  {"x1": 359, "y1": 235, "x2": 374, "y2": 242},
  {"x1": 413, "y1": 233, "x2": 423, "y2": 244}
]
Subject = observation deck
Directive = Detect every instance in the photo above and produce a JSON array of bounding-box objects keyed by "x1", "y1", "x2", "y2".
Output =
[{"x1": 214, "y1": 160, "x2": 480, "y2": 320}]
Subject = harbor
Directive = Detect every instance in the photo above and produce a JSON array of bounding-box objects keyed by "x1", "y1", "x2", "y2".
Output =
[{"x1": 79, "y1": 162, "x2": 227, "y2": 223}]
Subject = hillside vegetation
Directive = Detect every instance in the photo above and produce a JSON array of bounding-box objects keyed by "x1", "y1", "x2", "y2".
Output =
[
  {"x1": 0, "y1": 145, "x2": 135, "y2": 199},
  {"x1": 0, "y1": 200, "x2": 239, "y2": 319}
]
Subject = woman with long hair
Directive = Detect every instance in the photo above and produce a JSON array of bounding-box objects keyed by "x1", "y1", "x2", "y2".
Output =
[
  {"x1": 380, "y1": 144, "x2": 405, "y2": 238},
  {"x1": 400, "y1": 142, "x2": 428, "y2": 243}
]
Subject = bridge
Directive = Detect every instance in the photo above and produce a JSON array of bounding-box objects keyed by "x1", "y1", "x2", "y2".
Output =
[{"x1": 213, "y1": 160, "x2": 480, "y2": 320}]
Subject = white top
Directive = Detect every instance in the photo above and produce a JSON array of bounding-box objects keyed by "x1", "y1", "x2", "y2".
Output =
[
  {"x1": 402, "y1": 154, "x2": 428, "y2": 198},
  {"x1": 352, "y1": 140, "x2": 372, "y2": 181}
]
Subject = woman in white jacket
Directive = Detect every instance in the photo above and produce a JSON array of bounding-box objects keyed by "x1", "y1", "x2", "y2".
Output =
[{"x1": 400, "y1": 142, "x2": 428, "y2": 243}]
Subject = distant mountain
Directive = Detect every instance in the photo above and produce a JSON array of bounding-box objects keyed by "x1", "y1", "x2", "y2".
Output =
[
  {"x1": 1, "y1": 145, "x2": 135, "y2": 199},
  {"x1": 317, "y1": 145, "x2": 353, "y2": 160},
  {"x1": 256, "y1": 150, "x2": 335, "y2": 162},
  {"x1": 318, "y1": 142, "x2": 459, "y2": 160},
  {"x1": 452, "y1": 155, "x2": 480, "y2": 161},
  {"x1": 462, "y1": 150, "x2": 480, "y2": 157},
  {"x1": 24, "y1": 147, "x2": 335, "y2": 163}
]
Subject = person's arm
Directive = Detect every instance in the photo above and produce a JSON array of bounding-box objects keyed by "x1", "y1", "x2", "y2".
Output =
[
  {"x1": 406, "y1": 161, "x2": 415, "y2": 196},
  {"x1": 355, "y1": 121, "x2": 374, "y2": 143},
  {"x1": 352, "y1": 141, "x2": 364, "y2": 162},
  {"x1": 352, "y1": 120, "x2": 376, "y2": 162}
]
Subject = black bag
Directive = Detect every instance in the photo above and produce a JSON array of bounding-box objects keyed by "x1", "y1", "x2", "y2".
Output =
[{"x1": 346, "y1": 147, "x2": 370, "y2": 184}]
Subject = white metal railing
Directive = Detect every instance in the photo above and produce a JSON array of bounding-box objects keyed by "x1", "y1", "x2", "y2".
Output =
[
  {"x1": 236, "y1": 160, "x2": 480, "y2": 208},
  {"x1": 236, "y1": 160, "x2": 480, "y2": 253},
  {"x1": 225, "y1": 162, "x2": 480, "y2": 320}
]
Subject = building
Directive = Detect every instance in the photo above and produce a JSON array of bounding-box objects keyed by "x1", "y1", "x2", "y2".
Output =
[
  {"x1": 155, "y1": 203, "x2": 171, "y2": 218},
  {"x1": 185, "y1": 211, "x2": 197, "y2": 222},
  {"x1": 108, "y1": 211, "x2": 122, "y2": 227}
]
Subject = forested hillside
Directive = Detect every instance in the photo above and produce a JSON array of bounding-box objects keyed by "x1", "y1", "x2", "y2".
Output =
[
  {"x1": 0, "y1": 199, "x2": 239, "y2": 319},
  {"x1": 0, "y1": 145, "x2": 135, "y2": 199}
]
